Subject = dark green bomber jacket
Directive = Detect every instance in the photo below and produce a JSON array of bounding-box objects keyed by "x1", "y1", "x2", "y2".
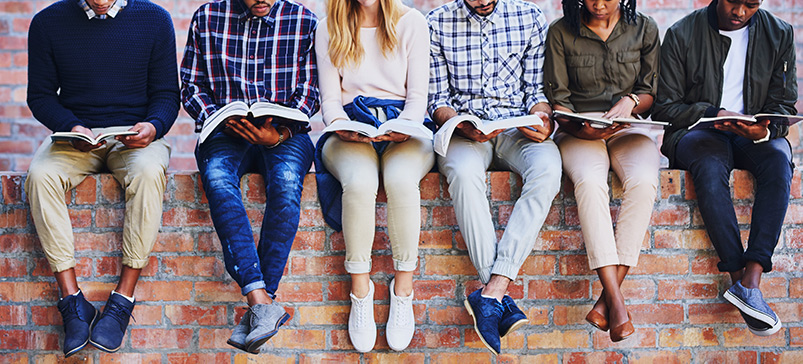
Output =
[{"x1": 653, "y1": 0, "x2": 798, "y2": 167}]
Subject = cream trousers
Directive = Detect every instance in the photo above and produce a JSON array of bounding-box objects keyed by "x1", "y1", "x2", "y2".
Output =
[
  {"x1": 25, "y1": 126, "x2": 170, "y2": 272},
  {"x1": 555, "y1": 127, "x2": 659, "y2": 270},
  {"x1": 322, "y1": 135, "x2": 434, "y2": 274}
]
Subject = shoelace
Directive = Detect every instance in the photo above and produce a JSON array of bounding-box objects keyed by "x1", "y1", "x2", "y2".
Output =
[
  {"x1": 353, "y1": 297, "x2": 370, "y2": 328},
  {"x1": 58, "y1": 299, "x2": 81, "y2": 324},
  {"x1": 104, "y1": 300, "x2": 135, "y2": 330},
  {"x1": 392, "y1": 296, "x2": 412, "y2": 327}
]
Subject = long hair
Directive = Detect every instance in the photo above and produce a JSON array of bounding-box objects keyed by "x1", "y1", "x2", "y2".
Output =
[
  {"x1": 561, "y1": 0, "x2": 637, "y2": 35},
  {"x1": 326, "y1": 0, "x2": 403, "y2": 69}
]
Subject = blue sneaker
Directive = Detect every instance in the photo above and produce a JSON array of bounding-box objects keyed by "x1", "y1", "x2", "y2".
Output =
[
  {"x1": 57, "y1": 290, "x2": 98, "y2": 357},
  {"x1": 723, "y1": 280, "x2": 782, "y2": 336},
  {"x1": 464, "y1": 289, "x2": 503, "y2": 355},
  {"x1": 89, "y1": 292, "x2": 135, "y2": 352},
  {"x1": 499, "y1": 295, "x2": 528, "y2": 337}
]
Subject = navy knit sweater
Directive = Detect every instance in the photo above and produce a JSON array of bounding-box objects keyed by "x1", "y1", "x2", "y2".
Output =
[{"x1": 27, "y1": 0, "x2": 180, "y2": 139}]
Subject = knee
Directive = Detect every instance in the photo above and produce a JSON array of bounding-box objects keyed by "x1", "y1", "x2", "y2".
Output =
[
  {"x1": 26, "y1": 163, "x2": 62, "y2": 192},
  {"x1": 128, "y1": 163, "x2": 166, "y2": 187},
  {"x1": 522, "y1": 160, "x2": 562, "y2": 194}
]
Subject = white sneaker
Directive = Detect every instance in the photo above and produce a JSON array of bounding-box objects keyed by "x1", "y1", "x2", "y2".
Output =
[
  {"x1": 386, "y1": 278, "x2": 415, "y2": 351},
  {"x1": 348, "y1": 280, "x2": 376, "y2": 353}
]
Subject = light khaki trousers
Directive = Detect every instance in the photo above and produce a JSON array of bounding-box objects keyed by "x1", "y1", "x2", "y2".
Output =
[
  {"x1": 25, "y1": 126, "x2": 171, "y2": 272},
  {"x1": 555, "y1": 127, "x2": 659, "y2": 270},
  {"x1": 322, "y1": 135, "x2": 435, "y2": 274}
]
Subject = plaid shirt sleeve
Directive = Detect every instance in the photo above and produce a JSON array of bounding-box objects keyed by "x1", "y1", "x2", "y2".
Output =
[
  {"x1": 427, "y1": 12, "x2": 454, "y2": 116},
  {"x1": 179, "y1": 12, "x2": 219, "y2": 126},
  {"x1": 285, "y1": 15, "x2": 320, "y2": 117},
  {"x1": 522, "y1": 9, "x2": 549, "y2": 112}
]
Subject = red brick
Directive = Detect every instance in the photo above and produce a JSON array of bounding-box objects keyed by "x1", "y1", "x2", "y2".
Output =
[
  {"x1": 290, "y1": 256, "x2": 345, "y2": 276},
  {"x1": 163, "y1": 256, "x2": 224, "y2": 277},
  {"x1": 420, "y1": 173, "x2": 441, "y2": 200},
  {"x1": 298, "y1": 207, "x2": 323, "y2": 227},
  {"x1": 413, "y1": 280, "x2": 456, "y2": 300},
  {"x1": 0, "y1": 257, "x2": 25, "y2": 277},
  {"x1": 97, "y1": 353, "x2": 161, "y2": 364},
  {"x1": 31, "y1": 306, "x2": 60, "y2": 326},
  {"x1": 591, "y1": 279, "x2": 656, "y2": 300},
  {"x1": 243, "y1": 174, "x2": 266, "y2": 203},
  {"x1": 659, "y1": 327, "x2": 719, "y2": 347},
  {"x1": 657, "y1": 280, "x2": 718, "y2": 300},
  {"x1": 234, "y1": 353, "x2": 294, "y2": 363},
  {"x1": 429, "y1": 306, "x2": 472, "y2": 325},
  {"x1": 94, "y1": 256, "x2": 120, "y2": 277},
  {"x1": 629, "y1": 304, "x2": 683, "y2": 324},
  {"x1": 0, "y1": 2, "x2": 33, "y2": 13},
  {"x1": 424, "y1": 255, "x2": 476, "y2": 275},
  {"x1": 0, "y1": 233, "x2": 38, "y2": 252},
  {"x1": 300, "y1": 353, "x2": 360, "y2": 364},
  {"x1": 431, "y1": 353, "x2": 494, "y2": 364},
  {"x1": 165, "y1": 353, "x2": 232, "y2": 364},
  {"x1": 99, "y1": 174, "x2": 123, "y2": 202},
  {"x1": 0, "y1": 208, "x2": 26, "y2": 228},
  {"x1": 133, "y1": 305, "x2": 163, "y2": 325},
  {"x1": 629, "y1": 351, "x2": 692, "y2": 364},
  {"x1": 535, "y1": 230, "x2": 584, "y2": 250},
  {"x1": 650, "y1": 205, "x2": 691, "y2": 225},
  {"x1": 723, "y1": 327, "x2": 786, "y2": 347},
  {"x1": 490, "y1": 171, "x2": 511, "y2": 201},
  {"x1": 593, "y1": 328, "x2": 655, "y2": 349},
  {"x1": 162, "y1": 207, "x2": 212, "y2": 227},
  {"x1": 276, "y1": 282, "x2": 323, "y2": 302},
  {"x1": 791, "y1": 327, "x2": 803, "y2": 346},
  {"x1": 0, "y1": 282, "x2": 56, "y2": 302},
  {"x1": 519, "y1": 255, "x2": 557, "y2": 275},
  {"x1": 558, "y1": 255, "x2": 591, "y2": 276},
  {"x1": 73, "y1": 176, "x2": 96, "y2": 204},
  {"x1": 630, "y1": 254, "x2": 689, "y2": 275},
  {"x1": 691, "y1": 254, "x2": 721, "y2": 274},
  {"x1": 0, "y1": 330, "x2": 58, "y2": 350},
  {"x1": 2, "y1": 174, "x2": 24, "y2": 204},
  {"x1": 525, "y1": 330, "x2": 588, "y2": 349},
  {"x1": 688, "y1": 303, "x2": 743, "y2": 324},
  {"x1": 528, "y1": 279, "x2": 589, "y2": 300},
  {"x1": 419, "y1": 229, "x2": 453, "y2": 249},
  {"x1": 134, "y1": 281, "x2": 192, "y2": 301},
  {"x1": 300, "y1": 173, "x2": 318, "y2": 202},
  {"x1": 292, "y1": 230, "x2": 325, "y2": 251},
  {"x1": 263, "y1": 329, "x2": 325, "y2": 350},
  {"x1": 152, "y1": 232, "x2": 194, "y2": 252},
  {"x1": 792, "y1": 278, "x2": 803, "y2": 298},
  {"x1": 194, "y1": 282, "x2": 243, "y2": 302},
  {"x1": 0, "y1": 353, "x2": 27, "y2": 364},
  {"x1": 563, "y1": 351, "x2": 624, "y2": 364},
  {"x1": 660, "y1": 170, "x2": 682, "y2": 198},
  {"x1": 432, "y1": 206, "x2": 457, "y2": 226},
  {"x1": 198, "y1": 328, "x2": 230, "y2": 349},
  {"x1": 130, "y1": 328, "x2": 193, "y2": 349},
  {"x1": 165, "y1": 305, "x2": 226, "y2": 325},
  {"x1": 197, "y1": 232, "x2": 221, "y2": 252},
  {"x1": 0, "y1": 306, "x2": 25, "y2": 325},
  {"x1": 172, "y1": 174, "x2": 197, "y2": 202}
]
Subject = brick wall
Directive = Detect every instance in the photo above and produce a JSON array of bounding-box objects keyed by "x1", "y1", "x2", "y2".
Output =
[
  {"x1": 0, "y1": 0, "x2": 803, "y2": 171},
  {"x1": 1, "y1": 170, "x2": 803, "y2": 362}
]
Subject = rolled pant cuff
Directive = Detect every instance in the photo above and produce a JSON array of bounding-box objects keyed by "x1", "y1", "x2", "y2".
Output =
[
  {"x1": 717, "y1": 258, "x2": 746, "y2": 273},
  {"x1": 345, "y1": 261, "x2": 371, "y2": 275},
  {"x1": 490, "y1": 261, "x2": 520, "y2": 282},
  {"x1": 617, "y1": 253, "x2": 640, "y2": 268},
  {"x1": 242, "y1": 281, "x2": 267, "y2": 296},
  {"x1": 477, "y1": 266, "x2": 494, "y2": 285},
  {"x1": 122, "y1": 257, "x2": 150, "y2": 270},
  {"x1": 51, "y1": 259, "x2": 77, "y2": 273},
  {"x1": 588, "y1": 255, "x2": 622, "y2": 271},
  {"x1": 393, "y1": 259, "x2": 417, "y2": 272},
  {"x1": 742, "y1": 253, "x2": 773, "y2": 273}
]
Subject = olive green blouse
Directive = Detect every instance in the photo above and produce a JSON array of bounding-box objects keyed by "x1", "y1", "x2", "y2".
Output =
[{"x1": 544, "y1": 12, "x2": 660, "y2": 114}]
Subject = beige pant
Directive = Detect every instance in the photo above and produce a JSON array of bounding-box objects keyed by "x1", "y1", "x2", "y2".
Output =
[
  {"x1": 25, "y1": 126, "x2": 171, "y2": 272},
  {"x1": 322, "y1": 135, "x2": 434, "y2": 274},
  {"x1": 555, "y1": 127, "x2": 659, "y2": 269}
]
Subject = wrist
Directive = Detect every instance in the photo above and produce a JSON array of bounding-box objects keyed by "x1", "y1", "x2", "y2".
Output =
[
  {"x1": 753, "y1": 127, "x2": 771, "y2": 143},
  {"x1": 267, "y1": 126, "x2": 288, "y2": 148}
]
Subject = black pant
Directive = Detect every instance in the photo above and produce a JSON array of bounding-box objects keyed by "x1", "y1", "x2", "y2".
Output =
[{"x1": 675, "y1": 130, "x2": 793, "y2": 273}]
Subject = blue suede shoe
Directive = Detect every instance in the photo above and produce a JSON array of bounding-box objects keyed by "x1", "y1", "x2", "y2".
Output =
[
  {"x1": 57, "y1": 290, "x2": 98, "y2": 357},
  {"x1": 89, "y1": 292, "x2": 135, "y2": 352},
  {"x1": 723, "y1": 280, "x2": 782, "y2": 336},
  {"x1": 464, "y1": 289, "x2": 503, "y2": 355},
  {"x1": 499, "y1": 295, "x2": 528, "y2": 337}
]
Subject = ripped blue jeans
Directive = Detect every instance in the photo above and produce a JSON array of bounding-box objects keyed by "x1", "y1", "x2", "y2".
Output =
[{"x1": 196, "y1": 131, "x2": 313, "y2": 298}]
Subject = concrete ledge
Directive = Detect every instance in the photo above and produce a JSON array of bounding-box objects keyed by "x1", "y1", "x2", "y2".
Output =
[{"x1": 0, "y1": 170, "x2": 802, "y2": 362}]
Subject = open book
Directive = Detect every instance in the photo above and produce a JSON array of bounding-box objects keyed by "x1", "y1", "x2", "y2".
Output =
[
  {"x1": 688, "y1": 114, "x2": 803, "y2": 131},
  {"x1": 199, "y1": 101, "x2": 310, "y2": 144},
  {"x1": 51, "y1": 130, "x2": 138, "y2": 145},
  {"x1": 321, "y1": 119, "x2": 433, "y2": 140},
  {"x1": 434, "y1": 114, "x2": 544, "y2": 156},
  {"x1": 554, "y1": 110, "x2": 670, "y2": 129}
]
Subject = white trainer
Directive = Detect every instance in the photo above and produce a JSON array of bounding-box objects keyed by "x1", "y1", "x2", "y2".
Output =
[
  {"x1": 386, "y1": 278, "x2": 415, "y2": 351},
  {"x1": 348, "y1": 280, "x2": 376, "y2": 353}
]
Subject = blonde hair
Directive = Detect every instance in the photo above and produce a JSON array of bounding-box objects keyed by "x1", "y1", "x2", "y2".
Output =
[{"x1": 326, "y1": 0, "x2": 402, "y2": 69}]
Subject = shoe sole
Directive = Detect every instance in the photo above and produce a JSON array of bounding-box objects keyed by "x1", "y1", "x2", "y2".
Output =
[
  {"x1": 747, "y1": 319, "x2": 783, "y2": 336},
  {"x1": 226, "y1": 338, "x2": 259, "y2": 354},
  {"x1": 723, "y1": 290, "x2": 779, "y2": 327},
  {"x1": 501, "y1": 318, "x2": 529, "y2": 337},
  {"x1": 89, "y1": 336, "x2": 123, "y2": 353},
  {"x1": 585, "y1": 318, "x2": 608, "y2": 332},
  {"x1": 464, "y1": 299, "x2": 499, "y2": 355},
  {"x1": 64, "y1": 307, "x2": 99, "y2": 358},
  {"x1": 244, "y1": 312, "x2": 290, "y2": 353}
]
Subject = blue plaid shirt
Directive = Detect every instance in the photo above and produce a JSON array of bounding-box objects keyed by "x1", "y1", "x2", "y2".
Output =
[
  {"x1": 180, "y1": 0, "x2": 319, "y2": 132},
  {"x1": 79, "y1": 0, "x2": 126, "y2": 19},
  {"x1": 427, "y1": 0, "x2": 549, "y2": 120}
]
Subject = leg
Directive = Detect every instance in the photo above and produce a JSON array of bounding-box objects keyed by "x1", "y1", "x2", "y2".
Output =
[
  {"x1": 196, "y1": 132, "x2": 268, "y2": 299},
  {"x1": 381, "y1": 136, "x2": 435, "y2": 296},
  {"x1": 437, "y1": 135, "x2": 495, "y2": 283},
  {"x1": 257, "y1": 133, "x2": 314, "y2": 297},
  {"x1": 25, "y1": 137, "x2": 106, "y2": 295},
  {"x1": 732, "y1": 136, "x2": 793, "y2": 285},
  {"x1": 675, "y1": 130, "x2": 744, "y2": 273},
  {"x1": 106, "y1": 137, "x2": 171, "y2": 295},
  {"x1": 491, "y1": 129, "x2": 562, "y2": 291},
  {"x1": 322, "y1": 136, "x2": 380, "y2": 298}
]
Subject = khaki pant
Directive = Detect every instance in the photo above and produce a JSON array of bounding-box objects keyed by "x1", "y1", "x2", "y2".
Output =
[
  {"x1": 322, "y1": 135, "x2": 434, "y2": 274},
  {"x1": 555, "y1": 127, "x2": 659, "y2": 270},
  {"x1": 25, "y1": 126, "x2": 171, "y2": 272}
]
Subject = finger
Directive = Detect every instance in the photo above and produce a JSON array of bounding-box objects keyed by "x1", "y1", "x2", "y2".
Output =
[{"x1": 229, "y1": 120, "x2": 257, "y2": 141}]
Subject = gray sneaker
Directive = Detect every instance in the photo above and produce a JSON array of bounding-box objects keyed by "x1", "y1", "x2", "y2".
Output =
[
  {"x1": 244, "y1": 303, "x2": 291, "y2": 353},
  {"x1": 723, "y1": 280, "x2": 782, "y2": 336},
  {"x1": 227, "y1": 310, "x2": 253, "y2": 353}
]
